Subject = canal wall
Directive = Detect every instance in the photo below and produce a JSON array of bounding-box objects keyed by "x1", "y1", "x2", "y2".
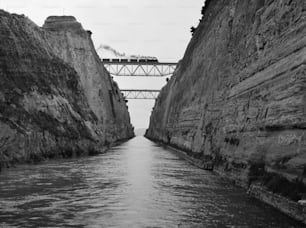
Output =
[
  {"x1": 146, "y1": 0, "x2": 306, "y2": 223},
  {"x1": 0, "y1": 11, "x2": 134, "y2": 170},
  {"x1": 42, "y1": 16, "x2": 134, "y2": 143},
  {"x1": 248, "y1": 184, "x2": 306, "y2": 224}
]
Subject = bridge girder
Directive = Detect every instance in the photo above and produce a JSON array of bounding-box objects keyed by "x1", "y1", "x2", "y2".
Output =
[
  {"x1": 103, "y1": 62, "x2": 177, "y2": 77},
  {"x1": 121, "y1": 89, "x2": 160, "y2": 100}
]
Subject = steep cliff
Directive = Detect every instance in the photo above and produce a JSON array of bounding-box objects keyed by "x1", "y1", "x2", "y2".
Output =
[
  {"x1": 147, "y1": 0, "x2": 306, "y2": 201},
  {"x1": 0, "y1": 11, "x2": 133, "y2": 169},
  {"x1": 43, "y1": 16, "x2": 134, "y2": 143}
]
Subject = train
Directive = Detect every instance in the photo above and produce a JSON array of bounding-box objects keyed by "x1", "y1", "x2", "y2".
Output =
[{"x1": 101, "y1": 57, "x2": 159, "y2": 63}]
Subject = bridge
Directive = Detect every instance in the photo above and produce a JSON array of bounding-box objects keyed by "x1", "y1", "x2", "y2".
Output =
[
  {"x1": 121, "y1": 89, "x2": 160, "y2": 100},
  {"x1": 102, "y1": 58, "x2": 177, "y2": 77},
  {"x1": 103, "y1": 58, "x2": 177, "y2": 100}
]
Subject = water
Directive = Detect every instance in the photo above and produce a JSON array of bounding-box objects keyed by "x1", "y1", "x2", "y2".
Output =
[{"x1": 0, "y1": 136, "x2": 303, "y2": 227}]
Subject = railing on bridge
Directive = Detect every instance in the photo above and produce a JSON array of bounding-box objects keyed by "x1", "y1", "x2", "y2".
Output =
[
  {"x1": 121, "y1": 89, "x2": 160, "y2": 100},
  {"x1": 102, "y1": 58, "x2": 177, "y2": 77}
]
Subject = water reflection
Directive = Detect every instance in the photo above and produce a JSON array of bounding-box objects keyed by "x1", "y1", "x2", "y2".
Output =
[{"x1": 0, "y1": 136, "x2": 302, "y2": 227}]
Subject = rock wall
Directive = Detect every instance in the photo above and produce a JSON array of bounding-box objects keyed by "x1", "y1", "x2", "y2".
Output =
[
  {"x1": 147, "y1": 0, "x2": 306, "y2": 193},
  {"x1": 0, "y1": 11, "x2": 133, "y2": 169},
  {"x1": 248, "y1": 184, "x2": 306, "y2": 224},
  {"x1": 43, "y1": 16, "x2": 134, "y2": 143}
]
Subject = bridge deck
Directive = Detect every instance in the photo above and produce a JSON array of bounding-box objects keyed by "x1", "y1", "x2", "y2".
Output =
[
  {"x1": 102, "y1": 59, "x2": 177, "y2": 77},
  {"x1": 121, "y1": 89, "x2": 160, "y2": 99},
  {"x1": 103, "y1": 61, "x2": 177, "y2": 65},
  {"x1": 104, "y1": 63, "x2": 177, "y2": 77}
]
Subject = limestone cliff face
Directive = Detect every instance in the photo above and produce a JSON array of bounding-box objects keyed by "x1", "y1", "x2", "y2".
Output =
[
  {"x1": 42, "y1": 16, "x2": 134, "y2": 143},
  {"x1": 147, "y1": 0, "x2": 306, "y2": 188},
  {"x1": 0, "y1": 11, "x2": 133, "y2": 169}
]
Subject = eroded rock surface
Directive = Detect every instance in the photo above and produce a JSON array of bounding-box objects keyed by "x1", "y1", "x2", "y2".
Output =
[
  {"x1": 0, "y1": 11, "x2": 133, "y2": 169},
  {"x1": 147, "y1": 0, "x2": 306, "y2": 194},
  {"x1": 43, "y1": 16, "x2": 134, "y2": 143}
]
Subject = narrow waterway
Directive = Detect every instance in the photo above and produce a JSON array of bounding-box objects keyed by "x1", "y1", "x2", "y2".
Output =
[{"x1": 0, "y1": 136, "x2": 303, "y2": 227}]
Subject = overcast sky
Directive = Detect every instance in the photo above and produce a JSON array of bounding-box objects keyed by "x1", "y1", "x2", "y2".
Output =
[{"x1": 2, "y1": 0, "x2": 205, "y2": 129}]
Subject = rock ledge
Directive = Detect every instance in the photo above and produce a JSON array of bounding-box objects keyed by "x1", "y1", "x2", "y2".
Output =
[{"x1": 43, "y1": 16, "x2": 83, "y2": 32}]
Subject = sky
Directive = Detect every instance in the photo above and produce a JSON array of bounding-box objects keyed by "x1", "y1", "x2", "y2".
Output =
[{"x1": 1, "y1": 0, "x2": 205, "y2": 129}]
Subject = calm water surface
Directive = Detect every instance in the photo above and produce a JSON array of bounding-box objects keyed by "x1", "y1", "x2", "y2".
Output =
[{"x1": 0, "y1": 136, "x2": 303, "y2": 227}]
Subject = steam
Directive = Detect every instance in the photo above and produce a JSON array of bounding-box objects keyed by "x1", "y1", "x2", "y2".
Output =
[
  {"x1": 96, "y1": 44, "x2": 157, "y2": 60},
  {"x1": 96, "y1": 45, "x2": 126, "y2": 58}
]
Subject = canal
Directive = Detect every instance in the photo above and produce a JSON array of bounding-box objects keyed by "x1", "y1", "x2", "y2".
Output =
[{"x1": 0, "y1": 136, "x2": 302, "y2": 227}]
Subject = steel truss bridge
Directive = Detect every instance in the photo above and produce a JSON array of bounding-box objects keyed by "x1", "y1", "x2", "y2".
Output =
[
  {"x1": 102, "y1": 59, "x2": 177, "y2": 77},
  {"x1": 121, "y1": 89, "x2": 160, "y2": 100},
  {"x1": 102, "y1": 58, "x2": 177, "y2": 99}
]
